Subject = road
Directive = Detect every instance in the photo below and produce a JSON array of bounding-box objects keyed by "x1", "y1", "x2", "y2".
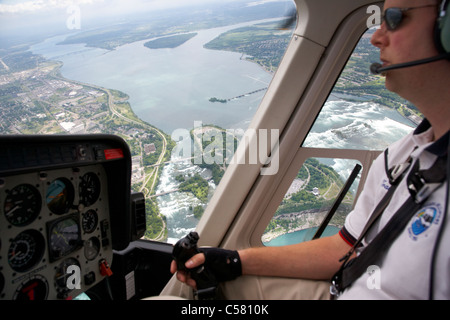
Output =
[
  {"x1": 50, "y1": 68, "x2": 167, "y2": 196},
  {"x1": 102, "y1": 85, "x2": 168, "y2": 241},
  {"x1": 0, "y1": 57, "x2": 10, "y2": 71},
  {"x1": 50, "y1": 69, "x2": 168, "y2": 240},
  {"x1": 101, "y1": 86, "x2": 168, "y2": 196}
]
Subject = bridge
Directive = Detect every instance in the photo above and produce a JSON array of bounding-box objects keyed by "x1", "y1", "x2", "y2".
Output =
[
  {"x1": 149, "y1": 188, "x2": 180, "y2": 198},
  {"x1": 227, "y1": 87, "x2": 268, "y2": 101}
]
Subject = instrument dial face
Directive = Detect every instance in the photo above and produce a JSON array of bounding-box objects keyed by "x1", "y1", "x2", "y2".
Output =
[
  {"x1": 79, "y1": 172, "x2": 101, "y2": 207},
  {"x1": 4, "y1": 184, "x2": 42, "y2": 227},
  {"x1": 84, "y1": 236, "x2": 100, "y2": 261},
  {"x1": 8, "y1": 230, "x2": 45, "y2": 273},
  {"x1": 55, "y1": 258, "x2": 81, "y2": 292},
  {"x1": 13, "y1": 275, "x2": 49, "y2": 300},
  {"x1": 82, "y1": 209, "x2": 98, "y2": 234},
  {"x1": 48, "y1": 216, "x2": 81, "y2": 262},
  {"x1": 46, "y1": 178, "x2": 74, "y2": 215}
]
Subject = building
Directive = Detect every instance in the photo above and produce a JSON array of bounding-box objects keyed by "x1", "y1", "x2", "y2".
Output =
[{"x1": 144, "y1": 143, "x2": 156, "y2": 155}]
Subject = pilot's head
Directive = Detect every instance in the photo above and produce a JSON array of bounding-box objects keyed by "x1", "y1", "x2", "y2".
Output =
[{"x1": 370, "y1": 0, "x2": 450, "y2": 102}]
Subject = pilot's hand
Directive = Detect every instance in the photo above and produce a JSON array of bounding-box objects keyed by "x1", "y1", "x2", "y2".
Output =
[
  {"x1": 171, "y1": 248, "x2": 242, "y2": 289},
  {"x1": 170, "y1": 252, "x2": 205, "y2": 289}
]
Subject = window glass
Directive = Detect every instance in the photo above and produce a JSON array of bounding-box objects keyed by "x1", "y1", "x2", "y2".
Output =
[
  {"x1": 303, "y1": 29, "x2": 420, "y2": 151},
  {"x1": 263, "y1": 28, "x2": 421, "y2": 246},
  {"x1": 0, "y1": 0, "x2": 296, "y2": 244},
  {"x1": 263, "y1": 158, "x2": 361, "y2": 246}
]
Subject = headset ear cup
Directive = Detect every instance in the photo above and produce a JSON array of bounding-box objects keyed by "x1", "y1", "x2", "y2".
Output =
[{"x1": 436, "y1": 0, "x2": 450, "y2": 54}]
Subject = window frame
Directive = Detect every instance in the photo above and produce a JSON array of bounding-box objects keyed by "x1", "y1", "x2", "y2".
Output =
[
  {"x1": 214, "y1": 4, "x2": 384, "y2": 250},
  {"x1": 254, "y1": 147, "x2": 381, "y2": 246}
]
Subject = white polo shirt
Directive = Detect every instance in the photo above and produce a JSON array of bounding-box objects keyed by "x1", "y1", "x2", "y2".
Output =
[{"x1": 338, "y1": 120, "x2": 449, "y2": 300}]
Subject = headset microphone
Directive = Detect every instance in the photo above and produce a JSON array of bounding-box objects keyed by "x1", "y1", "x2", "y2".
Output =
[
  {"x1": 370, "y1": 63, "x2": 384, "y2": 75},
  {"x1": 370, "y1": 53, "x2": 450, "y2": 75}
]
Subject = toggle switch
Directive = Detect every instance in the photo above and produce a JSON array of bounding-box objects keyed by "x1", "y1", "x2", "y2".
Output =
[{"x1": 99, "y1": 259, "x2": 113, "y2": 277}]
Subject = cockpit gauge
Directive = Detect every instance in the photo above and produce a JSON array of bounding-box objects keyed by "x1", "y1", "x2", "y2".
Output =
[
  {"x1": 79, "y1": 172, "x2": 101, "y2": 207},
  {"x1": 84, "y1": 236, "x2": 101, "y2": 261},
  {"x1": 7, "y1": 230, "x2": 45, "y2": 273},
  {"x1": 4, "y1": 184, "x2": 42, "y2": 227},
  {"x1": 13, "y1": 275, "x2": 49, "y2": 300},
  {"x1": 47, "y1": 215, "x2": 81, "y2": 262},
  {"x1": 82, "y1": 209, "x2": 98, "y2": 234},
  {"x1": 46, "y1": 178, "x2": 75, "y2": 215},
  {"x1": 55, "y1": 258, "x2": 81, "y2": 297}
]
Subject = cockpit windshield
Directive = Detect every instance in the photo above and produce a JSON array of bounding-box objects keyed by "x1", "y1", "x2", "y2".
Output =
[{"x1": 0, "y1": 0, "x2": 297, "y2": 243}]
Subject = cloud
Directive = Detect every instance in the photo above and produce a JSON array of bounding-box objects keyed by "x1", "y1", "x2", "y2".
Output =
[
  {"x1": 246, "y1": 0, "x2": 283, "y2": 7},
  {"x1": 0, "y1": 0, "x2": 246, "y2": 15}
]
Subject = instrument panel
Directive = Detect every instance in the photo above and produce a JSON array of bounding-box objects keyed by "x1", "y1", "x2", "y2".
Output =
[
  {"x1": 0, "y1": 135, "x2": 133, "y2": 300},
  {"x1": 0, "y1": 165, "x2": 112, "y2": 299}
]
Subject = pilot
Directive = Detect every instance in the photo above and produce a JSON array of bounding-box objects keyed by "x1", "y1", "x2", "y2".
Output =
[{"x1": 171, "y1": 0, "x2": 450, "y2": 300}]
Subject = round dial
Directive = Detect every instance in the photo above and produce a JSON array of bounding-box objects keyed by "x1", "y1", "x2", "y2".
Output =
[
  {"x1": 4, "y1": 184, "x2": 42, "y2": 227},
  {"x1": 79, "y1": 172, "x2": 101, "y2": 207},
  {"x1": 84, "y1": 236, "x2": 100, "y2": 261},
  {"x1": 55, "y1": 258, "x2": 81, "y2": 292},
  {"x1": 46, "y1": 178, "x2": 74, "y2": 215},
  {"x1": 13, "y1": 275, "x2": 49, "y2": 300},
  {"x1": 82, "y1": 209, "x2": 98, "y2": 234},
  {"x1": 8, "y1": 230, "x2": 45, "y2": 272},
  {"x1": 48, "y1": 216, "x2": 81, "y2": 262}
]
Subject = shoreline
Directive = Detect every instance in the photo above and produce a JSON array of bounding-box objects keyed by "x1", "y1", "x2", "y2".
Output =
[
  {"x1": 262, "y1": 210, "x2": 334, "y2": 243},
  {"x1": 262, "y1": 223, "x2": 341, "y2": 244}
]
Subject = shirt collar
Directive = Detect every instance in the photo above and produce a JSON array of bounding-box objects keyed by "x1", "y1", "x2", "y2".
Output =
[
  {"x1": 427, "y1": 130, "x2": 449, "y2": 157},
  {"x1": 414, "y1": 119, "x2": 449, "y2": 157},
  {"x1": 414, "y1": 118, "x2": 431, "y2": 135}
]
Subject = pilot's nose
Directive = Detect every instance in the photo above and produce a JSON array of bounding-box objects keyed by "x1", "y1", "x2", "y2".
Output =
[{"x1": 370, "y1": 24, "x2": 389, "y2": 50}]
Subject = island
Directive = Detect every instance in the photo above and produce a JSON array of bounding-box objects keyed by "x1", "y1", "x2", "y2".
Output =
[
  {"x1": 144, "y1": 33, "x2": 198, "y2": 49},
  {"x1": 178, "y1": 174, "x2": 210, "y2": 202}
]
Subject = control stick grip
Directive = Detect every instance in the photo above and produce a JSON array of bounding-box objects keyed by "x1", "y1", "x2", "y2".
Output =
[
  {"x1": 172, "y1": 232, "x2": 226, "y2": 299},
  {"x1": 172, "y1": 231, "x2": 201, "y2": 271}
]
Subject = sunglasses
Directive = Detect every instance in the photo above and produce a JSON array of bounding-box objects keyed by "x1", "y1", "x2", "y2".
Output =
[{"x1": 382, "y1": 4, "x2": 437, "y2": 31}]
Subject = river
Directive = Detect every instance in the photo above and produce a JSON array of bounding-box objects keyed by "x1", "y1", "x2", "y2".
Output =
[{"x1": 30, "y1": 19, "x2": 278, "y2": 134}]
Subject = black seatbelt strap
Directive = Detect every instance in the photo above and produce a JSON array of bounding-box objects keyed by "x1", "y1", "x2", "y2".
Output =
[
  {"x1": 331, "y1": 154, "x2": 447, "y2": 297},
  {"x1": 334, "y1": 150, "x2": 414, "y2": 267}
]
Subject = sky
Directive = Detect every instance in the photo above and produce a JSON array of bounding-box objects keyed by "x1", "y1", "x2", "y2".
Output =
[
  {"x1": 0, "y1": 0, "x2": 220, "y2": 18},
  {"x1": 0, "y1": 0, "x2": 229, "y2": 42},
  {"x1": 0, "y1": 0, "x2": 286, "y2": 14}
]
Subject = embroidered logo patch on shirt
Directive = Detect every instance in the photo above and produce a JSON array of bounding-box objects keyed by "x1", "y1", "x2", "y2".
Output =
[
  {"x1": 408, "y1": 203, "x2": 442, "y2": 241},
  {"x1": 381, "y1": 179, "x2": 390, "y2": 191}
]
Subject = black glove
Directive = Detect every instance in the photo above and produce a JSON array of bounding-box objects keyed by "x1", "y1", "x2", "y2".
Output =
[{"x1": 199, "y1": 247, "x2": 242, "y2": 282}]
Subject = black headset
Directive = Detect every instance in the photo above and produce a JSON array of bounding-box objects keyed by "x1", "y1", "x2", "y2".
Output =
[{"x1": 435, "y1": 0, "x2": 450, "y2": 54}]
